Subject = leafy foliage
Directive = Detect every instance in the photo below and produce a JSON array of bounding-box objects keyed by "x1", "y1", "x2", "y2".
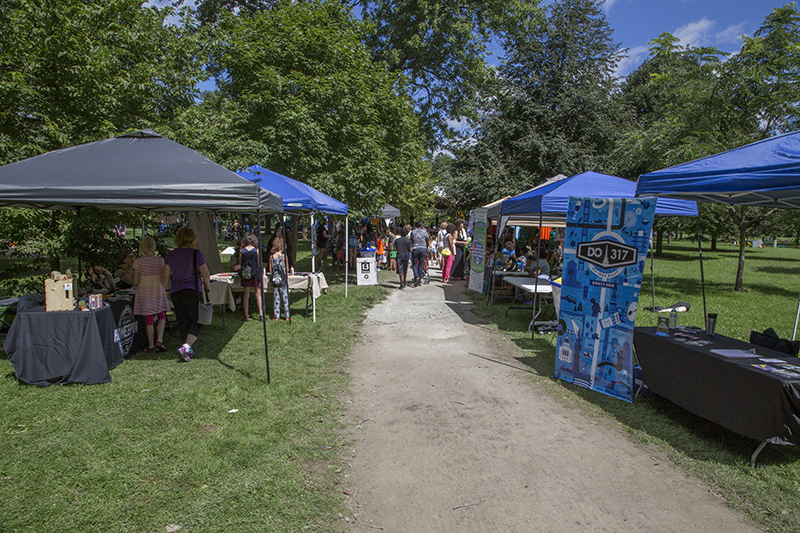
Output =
[
  {"x1": 440, "y1": 0, "x2": 626, "y2": 208},
  {"x1": 202, "y1": 1, "x2": 427, "y2": 214},
  {"x1": 361, "y1": 0, "x2": 542, "y2": 148},
  {"x1": 0, "y1": 0, "x2": 206, "y2": 164}
]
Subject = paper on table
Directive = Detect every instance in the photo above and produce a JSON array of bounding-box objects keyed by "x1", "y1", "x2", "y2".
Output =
[{"x1": 711, "y1": 349, "x2": 758, "y2": 359}]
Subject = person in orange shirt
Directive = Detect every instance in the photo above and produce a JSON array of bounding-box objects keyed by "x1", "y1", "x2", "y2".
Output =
[{"x1": 376, "y1": 230, "x2": 385, "y2": 271}]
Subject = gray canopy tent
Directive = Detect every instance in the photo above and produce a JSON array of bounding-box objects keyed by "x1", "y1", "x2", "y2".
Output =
[{"x1": 0, "y1": 129, "x2": 283, "y2": 381}]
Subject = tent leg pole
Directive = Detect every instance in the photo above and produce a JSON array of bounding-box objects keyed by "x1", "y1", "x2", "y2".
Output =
[
  {"x1": 257, "y1": 208, "x2": 270, "y2": 384},
  {"x1": 345, "y1": 218, "x2": 349, "y2": 298},
  {"x1": 487, "y1": 218, "x2": 501, "y2": 306},
  {"x1": 650, "y1": 234, "x2": 656, "y2": 310},
  {"x1": 311, "y1": 213, "x2": 316, "y2": 274},
  {"x1": 695, "y1": 207, "x2": 708, "y2": 330},
  {"x1": 793, "y1": 291, "x2": 800, "y2": 340},
  {"x1": 531, "y1": 213, "x2": 543, "y2": 338}
]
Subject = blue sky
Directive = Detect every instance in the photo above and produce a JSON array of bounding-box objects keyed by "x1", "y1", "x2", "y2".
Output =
[{"x1": 604, "y1": 0, "x2": 791, "y2": 76}]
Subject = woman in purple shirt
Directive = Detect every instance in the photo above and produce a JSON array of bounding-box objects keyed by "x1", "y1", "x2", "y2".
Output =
[{"x1": 163, "y1": 227, "x2": 211, "y2": 362}]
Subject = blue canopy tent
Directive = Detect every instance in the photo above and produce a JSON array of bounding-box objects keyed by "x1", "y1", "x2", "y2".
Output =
[
  {"x1": 500, "y1": 171, "x2": 698, "y2": 223},
  {"x1": 237, "y1": 165, "x2": 350, "y2": 316},
  {"x1": 636, "y1": 131, "x2": 800, "y2": 208},
  {"x1": 495, "y1": 172, "x2": 699, "y2": 331},
  {"x1": 637, "y1": 131, "x2": 800, "y2": 336}
]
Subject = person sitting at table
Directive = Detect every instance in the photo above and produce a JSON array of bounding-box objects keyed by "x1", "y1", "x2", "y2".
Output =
[
  {"x1": 525, "y1": 246, "x2": 550, "y2": 278},
  {"x1": 84, "y1": 265, "x2": 116, "y2": 295},
  {"x1": 132, "y1": 236, "x2": 169, "y2": 353},
  {"x1": 114, "y1": 248, "x2": 136, "y2": 289},
  {"x1": 229, "y1": 240, "x2": 242, "y2": 272}
]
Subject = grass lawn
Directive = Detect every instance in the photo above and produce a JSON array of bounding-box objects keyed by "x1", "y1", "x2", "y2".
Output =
[
  {"x1": 3, "y1": 238, "x2": 800, "y2": 532},
  {"x1": 470, "y1": 240, "x2": 800, "y2": 533},
  {"x1": 0, "y1": 241, "x2": 385, "y2": 532}
]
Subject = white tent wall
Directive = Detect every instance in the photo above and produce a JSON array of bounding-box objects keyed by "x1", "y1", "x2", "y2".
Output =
[{"x1": 187, "y1": 213, "x2": 224, "y2": 275}]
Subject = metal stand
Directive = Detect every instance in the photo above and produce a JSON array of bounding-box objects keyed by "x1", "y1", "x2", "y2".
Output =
[{"x1": 750, "y1": 441, "x2": 767, "y2": 468}]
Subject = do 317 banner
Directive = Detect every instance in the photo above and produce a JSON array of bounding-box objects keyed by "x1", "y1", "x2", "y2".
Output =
[{"x1": 554, "y1": 196, "x2": 656, "y2": 402}]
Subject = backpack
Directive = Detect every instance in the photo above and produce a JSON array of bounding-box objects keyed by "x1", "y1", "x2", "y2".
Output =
[
  {"x1": 272, "y1": 255, "x2": 285, "y2": 286},
  {"x1": 240, "y1": 250, "x2": 255, "y2": 280}
]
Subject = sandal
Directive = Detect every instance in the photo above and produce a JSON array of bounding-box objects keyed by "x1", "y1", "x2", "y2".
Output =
[
  {"x1": 154, "y1": 341, "x2": 167, "y2": 352},
  {"x1": 143, "y1": 346, "x2": 155, "y2": 353},
  {"x1": 242, "y1": 316, "x2": 250, "y2": 322}
]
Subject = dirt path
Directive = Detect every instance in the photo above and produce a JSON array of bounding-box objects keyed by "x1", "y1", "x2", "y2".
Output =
[{"x1": 342, "y1": 273, "x2": 761, "y2": 532}]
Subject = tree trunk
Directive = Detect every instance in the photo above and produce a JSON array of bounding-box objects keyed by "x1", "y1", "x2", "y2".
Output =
[
  {"x1": 734, "y1": 225, "x2": 747, "y2": 292},
  {"x1": 655, "y1": 229, "x2": 663, "y2": 256},
  {"x1": 710, "y1": 234, "x2": 717, "y2": 251}
]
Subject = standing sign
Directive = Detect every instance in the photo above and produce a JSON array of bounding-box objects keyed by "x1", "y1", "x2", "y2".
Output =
[
  {"x1": 554, "y1": 197, "x2": 656, "y2": 402},
  {"x1": 468, "y1": 208, "x2": 488, "y2": 293},
  {"x1": 356, "y1": 257, "x2": 377, "y2": 285}
]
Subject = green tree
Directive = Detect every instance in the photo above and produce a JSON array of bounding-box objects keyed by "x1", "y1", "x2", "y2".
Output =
[
  {"x1": 0, "y1": 0, "x2": 205, "y2": 273},
  {"x1": 442, "y1": 0, "x2": 625, "y2": 209},
  {"x1": 192, "y1": 0, "x2": 544, "y2": 149},
  {"x1": 203, "y1": 1, "x2": 427, "y2": 214},
  {"x1": 617, "y1": 4, "x2": 800, "y2": 291},
  {"x1": 0, "y1": 0, "x2": 206, "y2": 163},
  {"x1": 360, "y1": 0, "x2": 542, "y2": 148}
]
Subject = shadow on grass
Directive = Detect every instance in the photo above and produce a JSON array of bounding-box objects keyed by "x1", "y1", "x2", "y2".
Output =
[
  {"x1": 463, "y1": 287, "x2": 800, "y2": 468},
  {"x1": 752, "y1": 264, "x2": 800, "y2": 275}
]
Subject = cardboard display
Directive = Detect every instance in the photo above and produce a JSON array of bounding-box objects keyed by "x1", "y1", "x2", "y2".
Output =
[{"x1": 45, "y1": 272, "x2": 74, "y2": 311}]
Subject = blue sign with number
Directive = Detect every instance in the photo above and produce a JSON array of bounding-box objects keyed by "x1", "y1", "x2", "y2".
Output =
[{"x1": 554, "y1": 197, "x2": 656, "y2": 402}]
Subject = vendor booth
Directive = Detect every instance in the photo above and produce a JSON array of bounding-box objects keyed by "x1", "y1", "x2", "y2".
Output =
[
  {"x1": 636, "y1": 131, "x2": 800, "y2": 463},
  {"x1": 0, "y1": 130, "x2": 283, "y2": 384},
  {"x1": 493, "y1": 172, "x2": 698, "y2": 332},
  {"x1": 237, "y1": 165, "x2": 348, "y2": 320}
]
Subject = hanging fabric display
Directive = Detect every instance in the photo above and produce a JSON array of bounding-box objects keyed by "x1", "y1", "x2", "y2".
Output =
[{"x1": 554, "y1": 196, "x2": 656, "y2": 402}]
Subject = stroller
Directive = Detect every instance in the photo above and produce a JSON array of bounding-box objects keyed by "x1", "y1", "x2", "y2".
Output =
[{"x1": 422, "y1": 257, "x2": 430, "y2": 284}]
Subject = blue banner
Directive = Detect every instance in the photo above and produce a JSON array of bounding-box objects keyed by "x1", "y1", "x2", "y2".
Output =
[{"x1": 554, "y1": 197, "x2": 656, "y2": 402}]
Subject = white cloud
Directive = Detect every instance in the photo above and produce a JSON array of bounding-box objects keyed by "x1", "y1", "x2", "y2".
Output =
[
  {"x1": 673, "y1": 18, "x2": 716, "y2": 47},
  {"x1": 615, "y1": 44, "x2": 650, "y2": 78},
  {"x1": 602, "y1": 0, "x2": 620, "y2": 13},
  {"x1": 715, "y1": 23, "x2": 747, "y2": 46}
]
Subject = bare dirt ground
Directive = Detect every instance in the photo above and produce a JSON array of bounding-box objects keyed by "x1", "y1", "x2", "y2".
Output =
[{"x1": 342, "y1": 270, "x2": 762, "y2": 532}]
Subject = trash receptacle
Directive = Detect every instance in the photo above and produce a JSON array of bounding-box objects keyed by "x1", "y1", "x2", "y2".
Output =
[{"x1": 356, "y1": 257, "x2": 377, "y2": 286}]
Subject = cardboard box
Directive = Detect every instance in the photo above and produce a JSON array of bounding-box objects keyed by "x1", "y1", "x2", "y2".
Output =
[{"x1": 45, "y1": 273, "x2": 74, "y2": 312}]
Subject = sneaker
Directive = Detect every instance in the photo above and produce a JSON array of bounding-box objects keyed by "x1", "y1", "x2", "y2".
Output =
[{"x1": 178, "y1": 345, "x2": 193, "y2": 362}]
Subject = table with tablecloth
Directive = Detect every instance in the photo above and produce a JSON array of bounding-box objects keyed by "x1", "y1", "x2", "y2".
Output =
[
  {"x1": 634, "y1": 326, "x2": 800, "y2": 463},
  {"x1": 210, "y1": 272, "x2": 327, "y2": 318},
  {"x1": 4, "y1": 306, "x2": 124, "y2": 386}
]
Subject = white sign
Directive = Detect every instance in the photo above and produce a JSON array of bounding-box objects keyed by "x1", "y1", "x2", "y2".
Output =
[{"x1": 356, "y1": 257, "x2": 377, "y2": 286}]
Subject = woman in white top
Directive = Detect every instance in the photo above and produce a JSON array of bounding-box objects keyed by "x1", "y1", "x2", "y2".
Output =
[{"x1": 436, "y1": 222, "x2": 448, "y2": 267}]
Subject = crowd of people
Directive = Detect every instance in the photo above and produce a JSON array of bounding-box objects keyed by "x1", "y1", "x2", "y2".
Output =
[
  {"x1": 346, "y1": 219, "x2": 564, "y2": 290},
  {"x1": 82, "y1": 227, "x2": 210, "y2": 362},
  {"x1": 78, "y1": 217, "x2": 562, "y2": 363}
]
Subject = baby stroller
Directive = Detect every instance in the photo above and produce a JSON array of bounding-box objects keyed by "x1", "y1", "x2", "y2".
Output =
[{"x1": 422, "y1": 257, "x2": 430, "y2": 284}]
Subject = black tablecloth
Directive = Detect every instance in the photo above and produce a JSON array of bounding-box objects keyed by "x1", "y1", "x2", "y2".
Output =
[
  {"x1": 107, "y1": 298, "x2": 148, "y2": 357},
  {"x1": 634, "y1": 327, "x2": 800, "y2": 445},
  {"x1": 4, "y1": 306, "x2": 124, "y2": 386}
]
